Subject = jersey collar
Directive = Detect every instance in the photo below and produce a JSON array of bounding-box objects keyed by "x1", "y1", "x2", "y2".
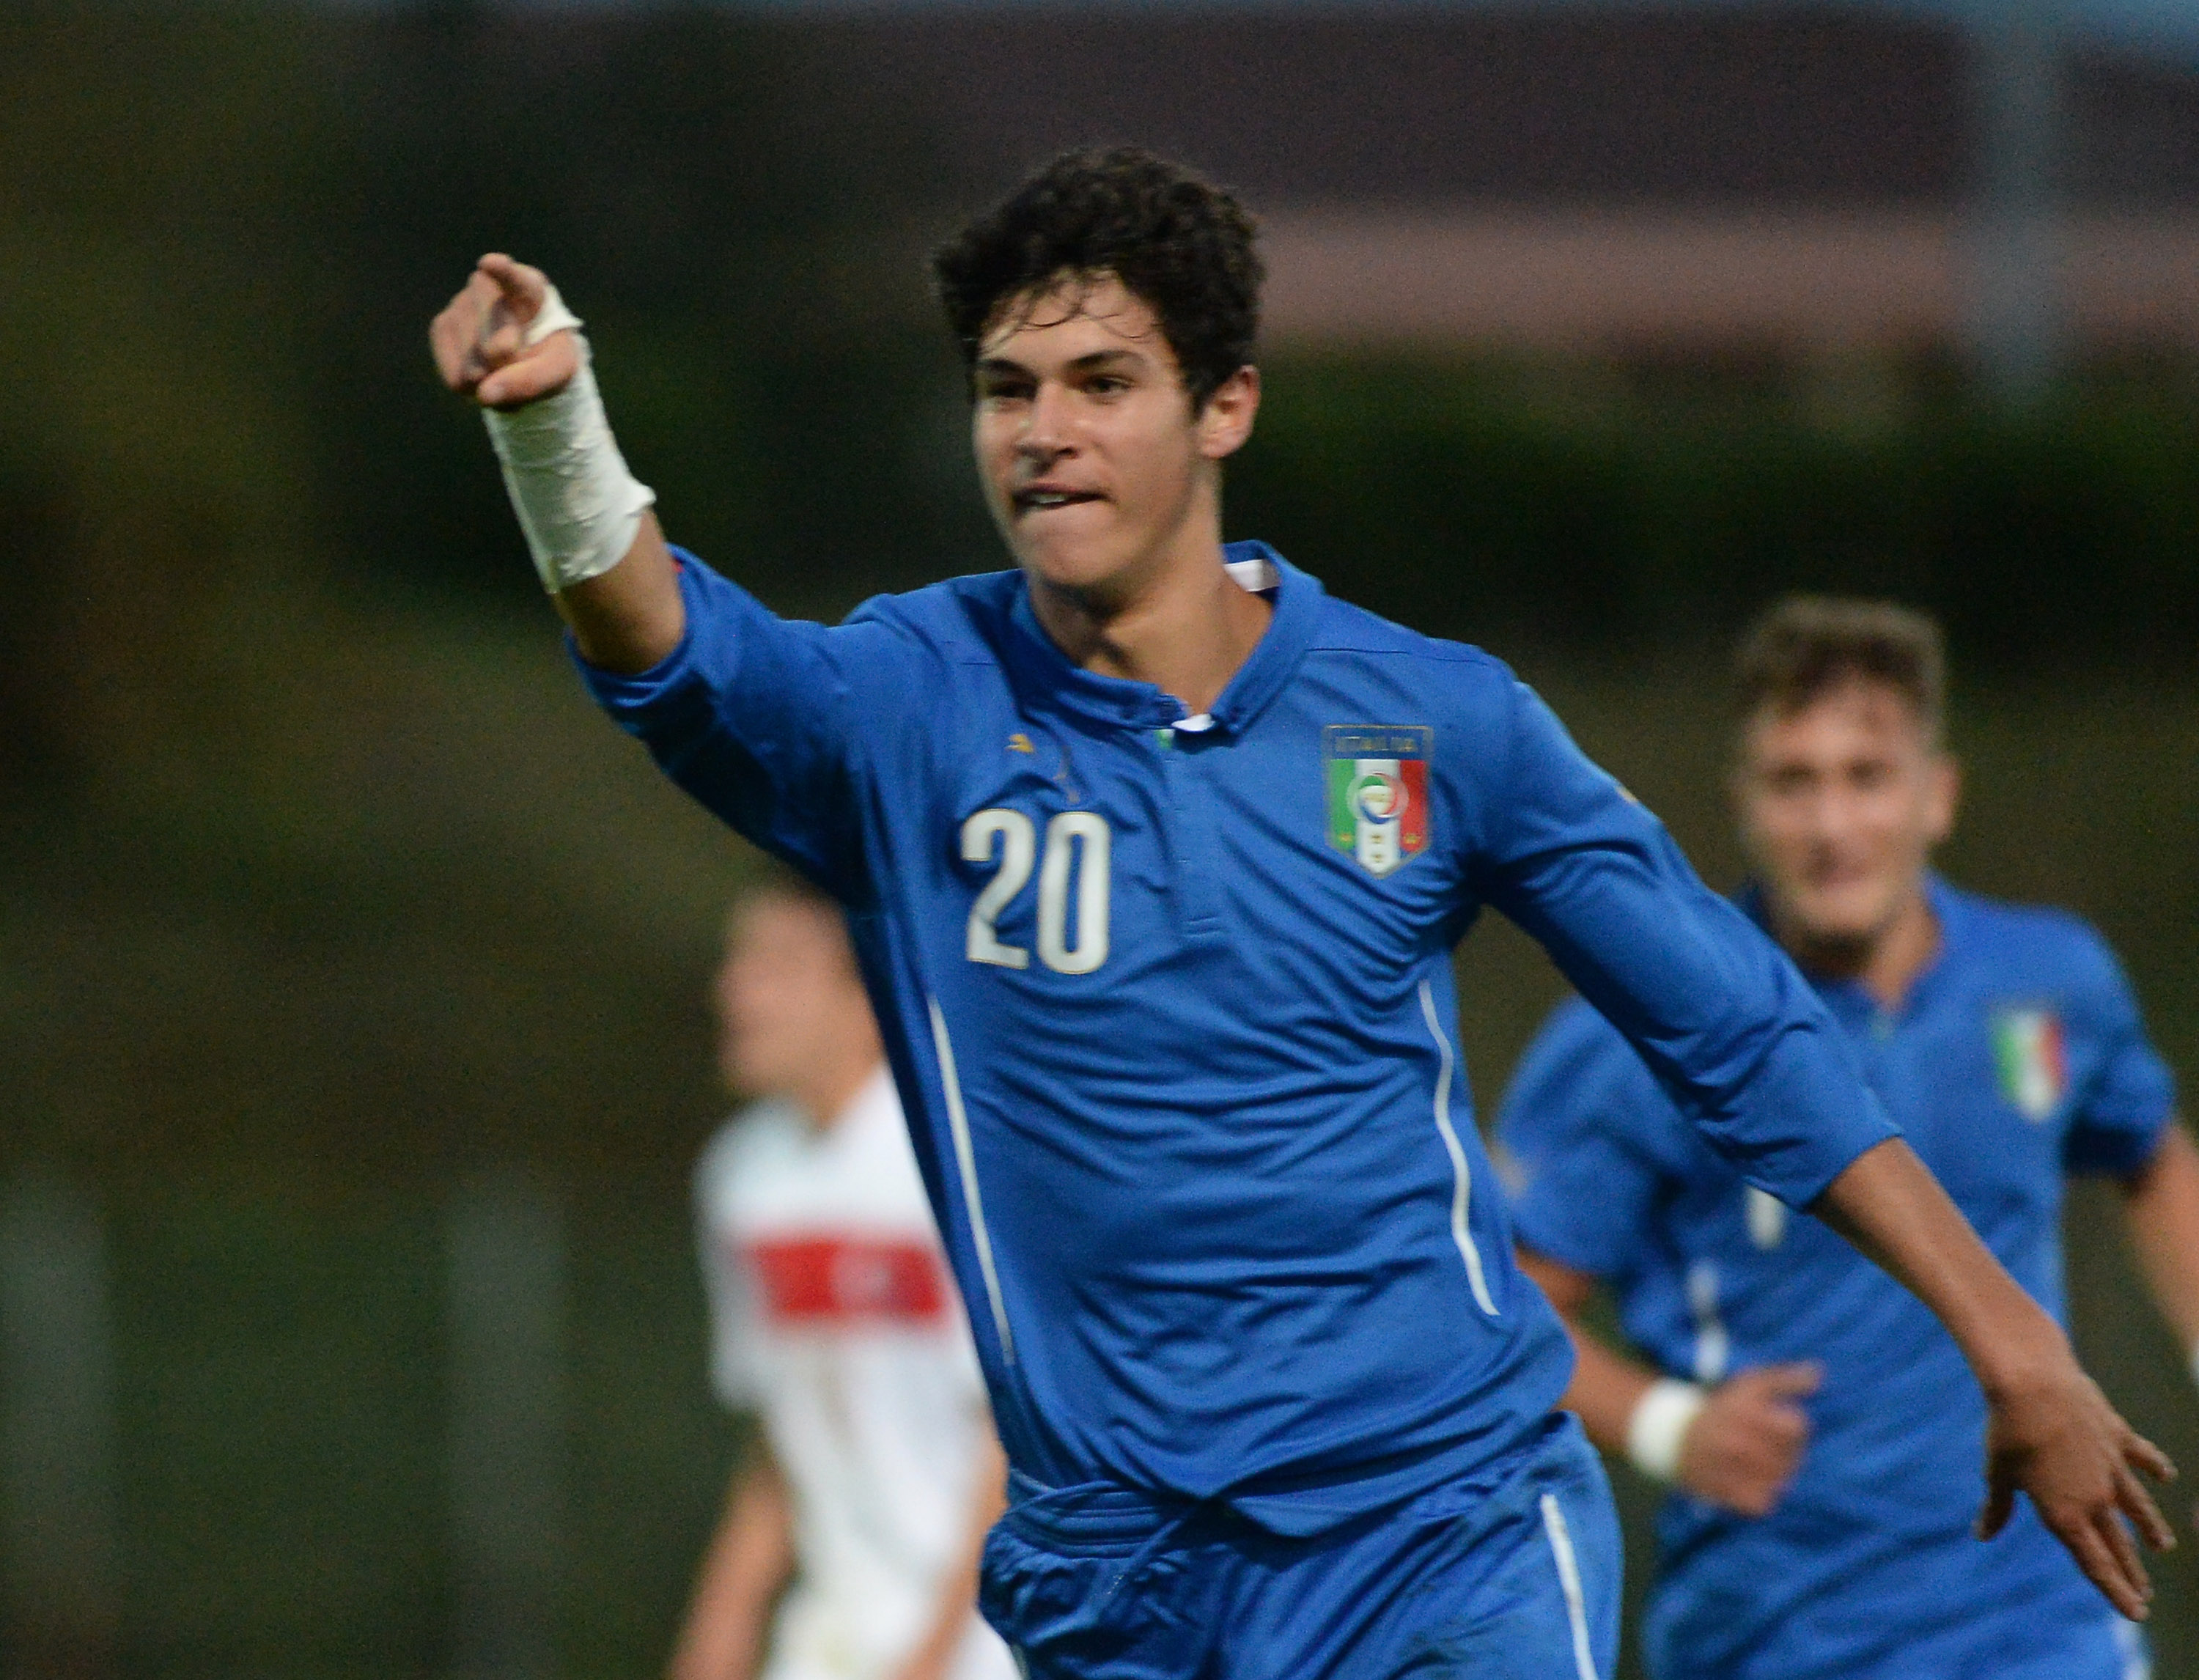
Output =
[{"x1": 1001, "y1": 541, "x2": 1322, "y2": 735}]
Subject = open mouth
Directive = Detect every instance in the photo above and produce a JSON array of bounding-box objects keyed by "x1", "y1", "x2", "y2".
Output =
[{"x1": 1012, "y1": 487, "x2": 1105, "y2": 516}]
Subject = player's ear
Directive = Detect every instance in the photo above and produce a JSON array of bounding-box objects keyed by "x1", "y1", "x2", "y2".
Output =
[{"x1": 1196, "y1": 365, "x2": 1259, "y2": 462}]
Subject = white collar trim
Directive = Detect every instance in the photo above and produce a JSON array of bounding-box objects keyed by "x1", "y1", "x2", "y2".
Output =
[{"x1": 1224, "y1": 554, "x2": 1280, "y2": 594}]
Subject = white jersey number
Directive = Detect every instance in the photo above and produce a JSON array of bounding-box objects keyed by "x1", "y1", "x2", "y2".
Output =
[
  {"x1": 962, "y1": 809, "x2": 1035, "y2": 969},
  {"x1": 962, "y1": 808, "x2": 1111, "y2": 974}
]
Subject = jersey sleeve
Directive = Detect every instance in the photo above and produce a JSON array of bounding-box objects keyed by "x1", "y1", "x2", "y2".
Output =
[
  {"x1": 2060, "y1": 925, "x2": 2177, "y2": 1176},
  {"x1": 1473, "y1": 676, "x2": 1898, "y2": 1209},
  {"x1": 1496, "y1": 998, "x2": 1684, "y2": 1281},
  {"x1": 572, "y1": 549, "x2": 917, "y2": 902}
]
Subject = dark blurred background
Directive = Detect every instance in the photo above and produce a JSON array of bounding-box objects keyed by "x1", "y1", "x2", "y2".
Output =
[{"x1": 1, "y1": 4, "x2": 2193, "y2": 1676}]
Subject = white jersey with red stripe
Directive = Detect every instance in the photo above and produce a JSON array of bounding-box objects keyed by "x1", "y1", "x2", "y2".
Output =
[{"x1": 696, "y1": 1068, "x2": 1016, "y2": 1680}]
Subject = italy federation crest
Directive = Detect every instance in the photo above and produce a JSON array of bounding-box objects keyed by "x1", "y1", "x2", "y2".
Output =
[
  {"x1": 1992, "y1": 1007, "x2": 2068, "y2": 1122},
  {"x1": 1325, "y1": 726, "x2": 1432, "y2": 877}
]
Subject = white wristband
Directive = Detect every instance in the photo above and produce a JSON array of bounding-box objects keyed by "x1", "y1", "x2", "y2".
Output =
[
  {"x1": 1627, "y1": 1378, "x2": 1708, "y2": 1483},
  {"x1": 482, "y1": 288, "x2": 655, "y2": 594}
]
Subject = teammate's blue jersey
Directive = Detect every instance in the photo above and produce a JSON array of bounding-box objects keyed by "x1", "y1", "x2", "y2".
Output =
[
  {"x1": 581, "y1": 542, "x2": 1896, "y2": 1536},
  {"x1": 1498, "y1": 877, "x2": 2176, "y2": 1676}
]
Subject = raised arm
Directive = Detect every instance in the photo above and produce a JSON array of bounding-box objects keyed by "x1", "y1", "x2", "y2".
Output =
[
  {"x1": 429, "y1": 253, "x2": 683, "y2": 671},
  {"x1": 430, "y1": 254, "x2": 887, "y2": 899}
]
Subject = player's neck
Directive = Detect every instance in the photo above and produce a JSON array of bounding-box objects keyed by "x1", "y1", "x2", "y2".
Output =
[
  {"x1": 1028, "y1": 513, "x2": 1272, "y2": 718},
  {"x1": 1777, "y1": 881, "x2": 1941, "y2": 1013},
  {"x1": 791, "y1": 1052, "x2": 883, "y2": 1135}
]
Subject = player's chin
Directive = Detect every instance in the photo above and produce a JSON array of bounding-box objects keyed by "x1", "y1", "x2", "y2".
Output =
[
  {"x1": 1010, "y1": 528, "x2": 1132, "y2": 594},
  {"x1": 1790, "y1": 888, "x2": 1899, "y2": 948}
]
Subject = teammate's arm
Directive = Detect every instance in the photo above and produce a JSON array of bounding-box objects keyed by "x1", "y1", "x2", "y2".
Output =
[
  {"x1": 887, "y1": 1434, "x2": 1009, "y2": 1680},
  {"x1": 2119, "y1": 1120, "x2": 2199, "y2": 1528},
  {"x1": 429, "y1": 254, "x2": 685, "y2": 672},
  {"x1": 668, "y1": 1450, "x2": 798, "y2": 1680},
  {"x1": 1516, "y1": 1246, "x2": 1819, "y2": 1517},
  {"x1": 2119, "y1": 1121, "x2": 2199, "y2": 1364},
  {"x1": 1811, "y1": 1137, "x2": 2178, "y2": 1617}
]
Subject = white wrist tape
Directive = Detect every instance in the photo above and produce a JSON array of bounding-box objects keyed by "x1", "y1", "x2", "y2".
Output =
[
  {"x1": 1627, "y1": 1378, "x2": 1708, "y2": 1483},
  {"x1": 482, "y1": 285, "x2": 655, "y2": 594}
]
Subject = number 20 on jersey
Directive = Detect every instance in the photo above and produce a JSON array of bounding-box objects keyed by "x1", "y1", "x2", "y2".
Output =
[{"x1": 962, "y1": 809, "x2": 1112, "y2": 975}]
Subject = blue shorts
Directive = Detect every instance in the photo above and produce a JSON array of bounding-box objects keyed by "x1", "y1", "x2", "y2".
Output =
[{"x1": 979, "y1": 1414, "x2": 1620, "y2": 1680}]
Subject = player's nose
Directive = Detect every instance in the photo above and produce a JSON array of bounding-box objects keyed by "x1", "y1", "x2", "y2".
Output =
[{"x1": 1020, "y1": 381, "x2": 1078, "y2": 453}]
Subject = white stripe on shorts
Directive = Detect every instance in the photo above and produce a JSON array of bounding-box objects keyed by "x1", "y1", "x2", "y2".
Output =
[{"x1": 1539, "y1": 1492, "x2": 1601, "y2": 1680}]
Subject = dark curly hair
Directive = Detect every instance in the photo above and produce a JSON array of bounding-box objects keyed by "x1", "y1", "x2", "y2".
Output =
[{"x1": 931, "y1": 148, "x2": 1263, "y2": 410}]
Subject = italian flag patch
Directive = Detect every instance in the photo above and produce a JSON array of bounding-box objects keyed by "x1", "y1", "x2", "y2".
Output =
[
  {"x1": 1325, "y1": 726, "x2": 1432, "y2": 877},
  {"x1": 1992, "y1": 1007, "x2": 2068, "y2": 1122}
]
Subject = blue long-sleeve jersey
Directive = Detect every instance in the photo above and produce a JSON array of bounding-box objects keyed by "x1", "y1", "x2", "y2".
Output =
[{"x1": 580, "y1": 542, "x2": 1897, "y2": 1536}]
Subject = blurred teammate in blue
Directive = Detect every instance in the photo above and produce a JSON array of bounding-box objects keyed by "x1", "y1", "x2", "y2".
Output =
[
  {"x1": 1498, "y1": 596, "x2": 2199, "y2": 1679},
  {"x1": 428, "y1": 150, "x2": 2174, "y2": 1679}
]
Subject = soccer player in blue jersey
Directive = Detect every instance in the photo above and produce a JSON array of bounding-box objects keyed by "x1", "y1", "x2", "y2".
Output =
[
  {"x1": 429, "y1": 151, "x2": 2174, "y2": 1678},
  {"x1": 1498, "y1": 596, "x2": 2199, "y2": 1679}
]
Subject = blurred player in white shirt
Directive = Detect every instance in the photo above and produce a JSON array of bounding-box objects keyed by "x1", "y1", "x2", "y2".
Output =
[{"x1": 671, "y1": 883, "x2": 1014, "y2": 1680}]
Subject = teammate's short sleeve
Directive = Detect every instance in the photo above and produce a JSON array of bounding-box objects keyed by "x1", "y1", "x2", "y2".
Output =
[
  {"x1": 573, "y1": 550, "x2": 917, "y2": 902},
  {"x1": 694, "y1": 1124, "x2": 764, "y2": 1410},
  {"x1": 1473, "y1": 675, "x2": 1898, "y2": 1209},
  {"x1": 1498, "y1": 998, "x2": 1682, "y2": 1281},
  {"x1": 2060, "y1": 926, "x2": 2177, "y2": 1176}
]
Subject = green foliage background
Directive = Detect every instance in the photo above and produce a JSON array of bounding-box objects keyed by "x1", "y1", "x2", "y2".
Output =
[{"x1": 1, "y1": 9, "x2": 2193, "y2": 1677}]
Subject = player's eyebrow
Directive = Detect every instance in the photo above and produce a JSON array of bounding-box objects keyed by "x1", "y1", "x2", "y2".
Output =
[
  {"x1": 1062, "y1": 348, "x2": 1145, "y2": 374},
  {"x1": 976, "y1": 347, "x2": 1150, "y2": 383}
]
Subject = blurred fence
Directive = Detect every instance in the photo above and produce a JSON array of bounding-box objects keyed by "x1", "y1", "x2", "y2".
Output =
[{"x1": 0, "y1": 1174, "x2": 731, "y2": 1680}]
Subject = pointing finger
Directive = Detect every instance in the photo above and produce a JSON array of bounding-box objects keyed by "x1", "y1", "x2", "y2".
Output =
[{"x1": 476, "y1": 252, "x2": 547, "y2": 320}]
